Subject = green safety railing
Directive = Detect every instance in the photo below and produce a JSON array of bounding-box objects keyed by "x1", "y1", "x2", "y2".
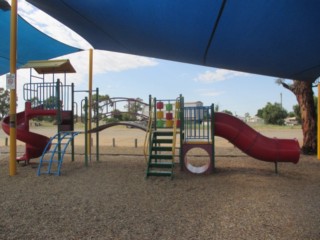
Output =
[
  {"x1": 23, "y1": 81, "x2": 73, "y2": 111},
  {"x1": 183, "y1": 105, "x2": 213, "y2": 142}
]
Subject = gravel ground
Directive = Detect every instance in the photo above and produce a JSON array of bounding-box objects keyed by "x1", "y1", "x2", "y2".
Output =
[{"x1": 0, "y1": 126, "x2": 319, "y2": 239}]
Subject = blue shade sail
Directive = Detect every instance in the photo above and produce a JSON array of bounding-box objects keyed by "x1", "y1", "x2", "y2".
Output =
[
  {"x1": 0, "y1": 6, "x2": 81, "y2": 76},
  {"x1": 27, "y1": 0, "x2": 320, "y2": 81}
]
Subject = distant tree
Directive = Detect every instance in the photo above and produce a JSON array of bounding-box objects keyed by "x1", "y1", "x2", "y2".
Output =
[
  {"x1": 287, "y1": 111, "x2": 295, "y2": 118},
  {"x1": 123, "y1": 98, "x2": 143, "y2": 121},
  {"x1": 92, "y1": 94, "x2": 110, "y2": 109},
  {"x1": 29, "y1": 97, "x2": 40, "y2": 108},
  {"x1": 244, "y1": 112, "x2": 250, "y2": 121},
  {"x1": 0, "y1": 89, "x2": 10, "y2": 120},
  {"x1": 103, "y1": 109, "x2": 122, "y2": 123},
  {"x1": 256, "y1": 109, "x2": 263, "y2": 118},
  {"x1": 214, "y1": 104, "x2": 219, "y2": 112},
  {"x1": 91, "y1": 94, "x2": 110, "y2": 121},
  {"x1": 111, "y1": 109, "x2": 122, "y2": 121},
  {"x1": 28, "y1": 97, "x2": 44, "y2": 121},
  {"x1": 222, "y1": 110, "x2": 233, "y2": 115},
  {"x1": 277, "y1": 78, "x2": 317, "y2": 154},
  {"x1": 43, "y1": 96, "x2": 58, "y2": 109},
  {"x1": 257, "y1": 102, "x2": 288, "y2": 125},
  {"x1": 42, "y1": 96, "x2": 60, "y2": 122},
  {"x1": 95, "y1": 94, "x2": 110, "y2": 103}
]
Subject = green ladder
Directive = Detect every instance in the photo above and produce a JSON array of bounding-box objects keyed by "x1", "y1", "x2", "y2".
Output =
[
  {"x1": 146, "y1": 130, "x2": 175, "y2": 178},
  {"x1": 37, "y1": 131, "x2": 80, "y2": 176}
]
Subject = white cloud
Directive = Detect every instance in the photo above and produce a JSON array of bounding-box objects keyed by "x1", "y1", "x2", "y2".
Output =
[
  {"x1": 17, "y1": 0, "x2": 91, "y2": 49},
  {"x1": 16, "y1": 0, "x2": 158, "y2": 72},
  {"x1": 194, "y1": 69, "x2": 248, "y2": 83},
  {"x1": 0, "y1": 50, "x2": 157, "y2": 111},
  {"x1": 49, "y1": 50, "x2": 158, "y2": 85},
  {"x1": 2, "y1": 0, "x2": 158, "y2": 111},
  {"x1": 92, "y1": 50, "x2": 158, "y2": 74},
  {"x1": 196, "y1": 88, "x2": 225, "y2": 97}
]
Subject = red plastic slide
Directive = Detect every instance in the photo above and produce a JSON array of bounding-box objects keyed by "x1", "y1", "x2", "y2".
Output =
[
  {"x1": 214, "y1": 112, "x2": 300, "y2": 163},
  {"x1": 2, "y1": 111, "x2": 50, "y2": 162}
]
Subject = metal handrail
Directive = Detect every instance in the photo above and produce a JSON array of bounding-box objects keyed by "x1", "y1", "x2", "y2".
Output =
[
  {"x1": 143, "y1": 98, "x2": 154, "y2": 163},
  {"x1": 172, "y1": 97, "x2": 181, "y2": 162}
]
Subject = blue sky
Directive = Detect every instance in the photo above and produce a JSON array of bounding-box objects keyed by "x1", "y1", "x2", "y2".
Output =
[
  {"x1": 96, "y1": 59, "x2": 298, "y2": 116},
  {"x1": 1, "y1": 0, "x2": 315, "y2": 116}
]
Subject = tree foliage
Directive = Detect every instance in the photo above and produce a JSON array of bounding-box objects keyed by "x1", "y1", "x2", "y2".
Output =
[
  {"x1": 214, "y1": 104, "x2": 219, "y2": 112},
  {"x1": 29, "y1": 97, "x2": 43, "y2": 121},
  {"x1": 92, "y1": 94, "x2": 110, "y2": 110},
  {"x1": 106, "y1": 109, "x2": 122, "y2": 122},
  {"x1": 0, "y1": 89, "x2": 10, "y2": 120},
  {"x1": 222, "y1": 110, "x2": 233, "y2": 115},
  {"x1": 123, "y1": 98, "x2": 144, "y2": 121},
  {"x1": 89, "y1": 94, "x2": 110, "y2": 122},
  {"x1": 256, "y1": 102, "x2": 288, "y2": 125}
]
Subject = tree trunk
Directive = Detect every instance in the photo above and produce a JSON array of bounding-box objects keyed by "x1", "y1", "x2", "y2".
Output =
[{"x1": 282, "y1": 80, "x2": 317, "y2": 154}]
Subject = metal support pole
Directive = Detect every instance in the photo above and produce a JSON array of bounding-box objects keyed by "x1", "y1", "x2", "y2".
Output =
[
  {"x1": 56, "y1": 80, "x2": 62, "y2": 161},
  {"x1": 71, "y1": 83, "x2": 75, "y2": 162},
  {"x1": 211, "y1": 104, "x2": 215, "y2": 170},
  {"x1": 154, "y1": 97, "x2": 157, "y2": 131},
  {"x1": 96, "y1": 88, "x2": 99, "y2": 161},
  {"x1": 9, "y1": 0, "x2": 18, "y2": 176},
  {"x1": 179, "y1": 94, "x2": 184, "y2": 169},
  {"x1": 84, "y1": 97, "x2": 88, "y2": 167},
  {"x1": 87, "y1": 49, "x2": 93, "y2": 161}
]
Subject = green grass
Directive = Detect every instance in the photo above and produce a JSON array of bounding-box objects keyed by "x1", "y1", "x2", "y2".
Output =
[{"x1": 247, "y1": 122, "x2": 301, "y2": 131}]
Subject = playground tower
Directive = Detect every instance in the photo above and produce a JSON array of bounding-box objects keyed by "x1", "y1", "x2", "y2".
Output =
[
  {"x1": 145, "y1": 95, "x2": 215, "y2": 178},
  {"x1": 2, "y1": 60, "x2": 76, "y2": 171}
]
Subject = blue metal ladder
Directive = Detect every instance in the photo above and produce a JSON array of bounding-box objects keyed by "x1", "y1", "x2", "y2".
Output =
[{"x1": 37, "y1": 131, "x2": 80, "y2": 176}]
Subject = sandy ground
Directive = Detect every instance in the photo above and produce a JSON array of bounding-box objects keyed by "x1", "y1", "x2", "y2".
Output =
[{"x1": 0, "y1": 125, "x2": 320, "y2": 239}]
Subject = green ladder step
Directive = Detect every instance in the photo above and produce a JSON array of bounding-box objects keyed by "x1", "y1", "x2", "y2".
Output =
[
  {"x1": 152, "y1": 146, "x2": 172, "y2": 151},
  {"x1": 153, "y1": 139, "x2": 173, "y2": 144},
  {"x1": 149, "y1": 162, "x2": 174, "y2": 168},
  {"x1": 150, "y1": 154, "x2": 172, "y2": 160},
  {"x1": 154, "y1": 131, "x2": 173, "y2": 136},
  {"x1": 147, "y1": 170, "x2": 172, "y2": 177}
]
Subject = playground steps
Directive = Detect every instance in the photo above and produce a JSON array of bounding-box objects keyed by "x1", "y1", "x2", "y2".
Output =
[
  {"x1": 146, "y1": 130, "x2": 175, "y2": 178},
  {"x1": 37, "y1": 131, "x2": 80, "y2": 176}
]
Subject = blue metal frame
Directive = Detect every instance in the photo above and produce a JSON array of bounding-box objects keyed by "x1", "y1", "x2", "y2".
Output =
[{"x1": 37, "y1": 131, "x2": 80, "y2": 176}]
